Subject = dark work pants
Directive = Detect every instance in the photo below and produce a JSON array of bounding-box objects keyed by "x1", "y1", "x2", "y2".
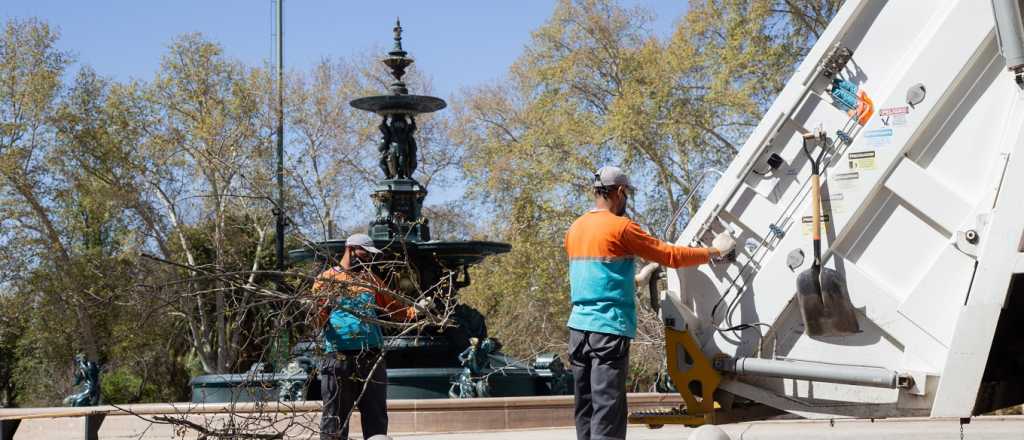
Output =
[
  {"x1": 320, "y1": 350, "x2": 388, "y2": 440},
  {"x1": 569, "y1": 328, "x2": 630, "y2": 440}
]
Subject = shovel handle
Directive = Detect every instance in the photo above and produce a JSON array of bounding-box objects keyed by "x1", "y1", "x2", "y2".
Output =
[{"x1": 811, "y1": 174, "x2": 821, "y2": 242}]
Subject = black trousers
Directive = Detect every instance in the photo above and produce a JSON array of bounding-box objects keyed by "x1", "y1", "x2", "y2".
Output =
[
  {"x1": 319, "y1": 349, "x2": 388, "y2": 440},
  {"x1": 569, "y1": 328, "x2": 630, "y2": 440}
]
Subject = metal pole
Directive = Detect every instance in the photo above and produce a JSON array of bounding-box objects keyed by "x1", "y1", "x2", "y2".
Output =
[
  {"x1": 715, "y1": 357, "x2": 913, "y2": 389},
  {"x1": 275, "y1": 0, "x2": 286, "y2": 270},
  {"x1": 992, "y1": 0, "x2": 1024, "y2": 85}
]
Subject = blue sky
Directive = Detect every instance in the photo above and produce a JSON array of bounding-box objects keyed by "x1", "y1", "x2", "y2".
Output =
[
  {"x1": 3, "y1": 1, "x2": 691, "y2": 213},
  {"x1": 3, "y1": 1, "x2": 689, "y2": 99}
]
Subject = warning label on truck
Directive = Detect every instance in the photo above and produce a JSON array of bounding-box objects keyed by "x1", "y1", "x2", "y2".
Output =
[
  {"x1": 801, "y1": 214, "x2": 831, "y2": 236},
  {"x1": 848, "y1": 151, "x2": 876, "y2": 170},
  {"x1": 823, "y1": 192, "x2": 845, "y2": 214},
  {"x1": 864, "y1": 128, "x2": 893, "y2": 146},
  {"x1": 833, "y1": 171, "x2": 860, "y2": 190},
  {"x1": 879, "y1": 106, "x2": 909, "y2": 127}
]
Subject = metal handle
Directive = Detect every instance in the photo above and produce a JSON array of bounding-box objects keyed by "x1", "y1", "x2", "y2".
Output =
[{"x1": 663, "y1": 168, "x2": 724, "y2": 240}]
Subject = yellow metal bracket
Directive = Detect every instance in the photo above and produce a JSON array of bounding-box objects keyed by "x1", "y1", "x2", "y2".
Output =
[
  {"x1": 630, "y1": 326, "x2": 721, "y2": 428},
  {"x1": 665, "y1": 326, "x2": 720, "y2": 416}
]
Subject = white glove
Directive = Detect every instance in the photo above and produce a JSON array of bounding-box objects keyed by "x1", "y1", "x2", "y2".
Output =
[
  {"x1": 712, "y1": 231, "x2": 736, "y2": 256},
  {"x1": 416, "y1": 296, "x2": 434, "y2": 310}
]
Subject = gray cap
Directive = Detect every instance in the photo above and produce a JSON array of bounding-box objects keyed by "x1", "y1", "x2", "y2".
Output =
[
  {"x1": 345, "y1": 233, "x2": 382, "y2": 254},
  {"x1": 593, "y1": 166, "x2": 633, "y2": 190}
]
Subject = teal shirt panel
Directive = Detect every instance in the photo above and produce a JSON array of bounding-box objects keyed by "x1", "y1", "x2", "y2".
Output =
[
  {"x1": 322, "y1": 291, "x2": 383, "y2": 352},
  {"x1": 566, "y1": 257, "x2": 637, "y2": 338}
]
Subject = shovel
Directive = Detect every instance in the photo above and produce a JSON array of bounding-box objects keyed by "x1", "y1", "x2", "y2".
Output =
[{"x1": 795, "y1": 132, "x2": 861, "y2": 337}]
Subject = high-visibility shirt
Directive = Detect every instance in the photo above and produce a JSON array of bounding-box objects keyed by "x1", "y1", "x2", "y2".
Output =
[
  {"x1": 564, "y1": 210, "x2": 710, "y2": 338},
  {"x1": 312, "y1": 268, "x2": 415, "y2": 352}
]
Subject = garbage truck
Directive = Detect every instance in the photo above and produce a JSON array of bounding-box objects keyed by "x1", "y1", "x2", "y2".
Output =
[{"x1": 632, "y1": 0, "x2": 1024, "y2": 427}]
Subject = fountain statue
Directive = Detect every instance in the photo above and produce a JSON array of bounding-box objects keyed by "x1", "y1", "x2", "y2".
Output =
[{"x1": 63, "y1": 354, "x2": 100, "y2": 407}]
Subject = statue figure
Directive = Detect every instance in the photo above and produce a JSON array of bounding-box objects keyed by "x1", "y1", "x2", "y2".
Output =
[
  {"x1": 546, "y1": 356, "x2": 573, "y2": 395},
  {"x1": 63, "y1": 354, "x2": 100, "y2": 407},
  {"x1": 404, "y1": 116, "x2": 418, "y2": 178},
  {"x1": 448, "y1": 337, "x2": 501, "y2": 398},
  {"x1": 378, "y1": 117, "x2": 394, "y2": 179},
  {"x1": 277, "y1": 356, "x2": 313, "y2": 401},
  {"x1": 449, "y1": 369, "x2": 477, "y2": 399},
  {"x1": 461, "y1": 337, "x2": 484, "y2": 375},
  {"x1": 377, "y1": 114, "x2": 418, "y2": 180}
]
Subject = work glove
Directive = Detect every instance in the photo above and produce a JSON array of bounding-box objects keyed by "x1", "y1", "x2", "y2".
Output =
[
  {"x1": 712, "y1": 231, "x2": 736, "y2": 256},
  {"x1": 416, "y1": 296, "x2": 434, "y2": 312}
]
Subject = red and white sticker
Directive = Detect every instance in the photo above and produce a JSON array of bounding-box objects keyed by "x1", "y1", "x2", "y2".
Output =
[{"x1": 879, "y1": 106, "x2": 909, "y2": 127}]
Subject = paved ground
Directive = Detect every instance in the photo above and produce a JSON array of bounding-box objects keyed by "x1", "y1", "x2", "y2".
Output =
[
  {"x1": 396, "y1": 416, "x2": 1024, "y2": 439},
  {"x1": 6, "y1": 412, "x2": 1023, "y2": 439}
]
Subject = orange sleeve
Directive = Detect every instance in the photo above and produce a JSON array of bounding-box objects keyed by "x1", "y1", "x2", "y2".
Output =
[
  {"x1": 620, "y1": 221, "x2": 711, "y2": 268},
  {"x1": 313, "y1": 268, "x2": 346, "y2": 295},
  {"x1": 374, "y1": 291, "x2": 417, "y2": 322},
  {"x1": 314, "y1": 299, "x2": 331, "y2": 328},
  {"x1": 312, "y1": 272, "x2": 327, "y2": 293},
  {"x1": 312, "y1": 269, "x2": 337, "y2": 329}
]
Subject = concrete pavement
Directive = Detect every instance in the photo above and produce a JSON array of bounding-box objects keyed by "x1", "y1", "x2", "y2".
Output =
[{"x1": 397, "y1": 416, "x2": 1024, "y2": 439}]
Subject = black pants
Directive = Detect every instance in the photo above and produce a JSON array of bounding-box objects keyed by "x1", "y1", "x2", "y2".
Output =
[
  {"x1": 319, "y1": 349, "x2": 388, "y2": 440},
  {"x1": 569, "y1": 328, "x2": 630, "y2": 440}
]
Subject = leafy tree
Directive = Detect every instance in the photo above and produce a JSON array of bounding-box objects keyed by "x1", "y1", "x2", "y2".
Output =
[
  {"x1": 134, "y1": 33, "x2": 275, "y2": 374},
  {"x1": 0, "y1": 17, "x2": 106, "y2": 367}
]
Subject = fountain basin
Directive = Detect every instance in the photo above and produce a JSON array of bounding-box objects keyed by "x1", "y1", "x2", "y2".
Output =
[
  {"x1": 289, "y1": 239, "x2": 511, "y2": 268},
  {"x1": 190, "y1": 360, "x2": 570, "y2": 402},
  {"x1": 350, "y1": 94, "x2": 446, "y2": 115}
]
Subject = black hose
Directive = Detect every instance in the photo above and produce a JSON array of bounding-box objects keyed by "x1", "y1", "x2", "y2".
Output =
[{"x1": 648, "y1": 266, "x2": 663, "y2": 313}]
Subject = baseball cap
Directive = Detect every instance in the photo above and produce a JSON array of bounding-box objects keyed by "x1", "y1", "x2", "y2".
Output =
[
  {"x1": 593, "y1": 166, "x2": 634, "y2": 190},
  {"x1": 345, "y1": 233, "x2": 382, "y2": 254}
]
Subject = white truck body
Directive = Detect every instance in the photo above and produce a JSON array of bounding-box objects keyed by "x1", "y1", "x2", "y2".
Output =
[{"x1": 663, "y1": 0, "x2": 1024, "y2": 419}]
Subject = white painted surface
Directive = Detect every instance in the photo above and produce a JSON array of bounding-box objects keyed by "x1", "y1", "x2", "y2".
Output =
[{"x1": 663, "y1": 0, "x2": 1024, "y2": 420}]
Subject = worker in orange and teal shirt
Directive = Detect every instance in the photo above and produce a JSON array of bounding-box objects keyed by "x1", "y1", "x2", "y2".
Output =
[
  {"x1": 565, "y1": 166, "x2": 735, "y2": 440},
  {"x1": 312, "y1": 233, "x2": 415, "y2": 440}
]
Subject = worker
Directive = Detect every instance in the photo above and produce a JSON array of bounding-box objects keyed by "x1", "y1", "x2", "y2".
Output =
[
  {"x1": 312, "y1": 233, "x2": 414, "y2": 440},
  {"x1": 565, "y1": 166, "x2": 735, "y2": 440}
]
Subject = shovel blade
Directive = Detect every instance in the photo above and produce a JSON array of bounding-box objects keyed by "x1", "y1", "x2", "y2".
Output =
[{"x1": 796, "y1": 267, "x2": 861, "y2": 337}]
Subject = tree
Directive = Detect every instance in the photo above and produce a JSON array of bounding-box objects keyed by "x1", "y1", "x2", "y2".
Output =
[
  {"x1": 1, "y1": 21, "x2": 178, "y2": 403},
  {"x1": 135, "y1": 33, "x2": 277, "y2": 374},
  {"x1": 0, "y1": 18, "x2": 104, "y2": 363}
]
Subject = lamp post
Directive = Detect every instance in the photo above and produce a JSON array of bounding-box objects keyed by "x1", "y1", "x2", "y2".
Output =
[{"x1": 274, "y1": 0, "x2": 286, "y2": 271}]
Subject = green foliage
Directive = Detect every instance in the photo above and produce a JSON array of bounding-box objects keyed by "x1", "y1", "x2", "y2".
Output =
[
  {"x1": 100, "y1": 369, "x2": 155, "y2": 404},
  {"x1": 0, "y1": 294, "x2": 24, "y2": 407}
]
